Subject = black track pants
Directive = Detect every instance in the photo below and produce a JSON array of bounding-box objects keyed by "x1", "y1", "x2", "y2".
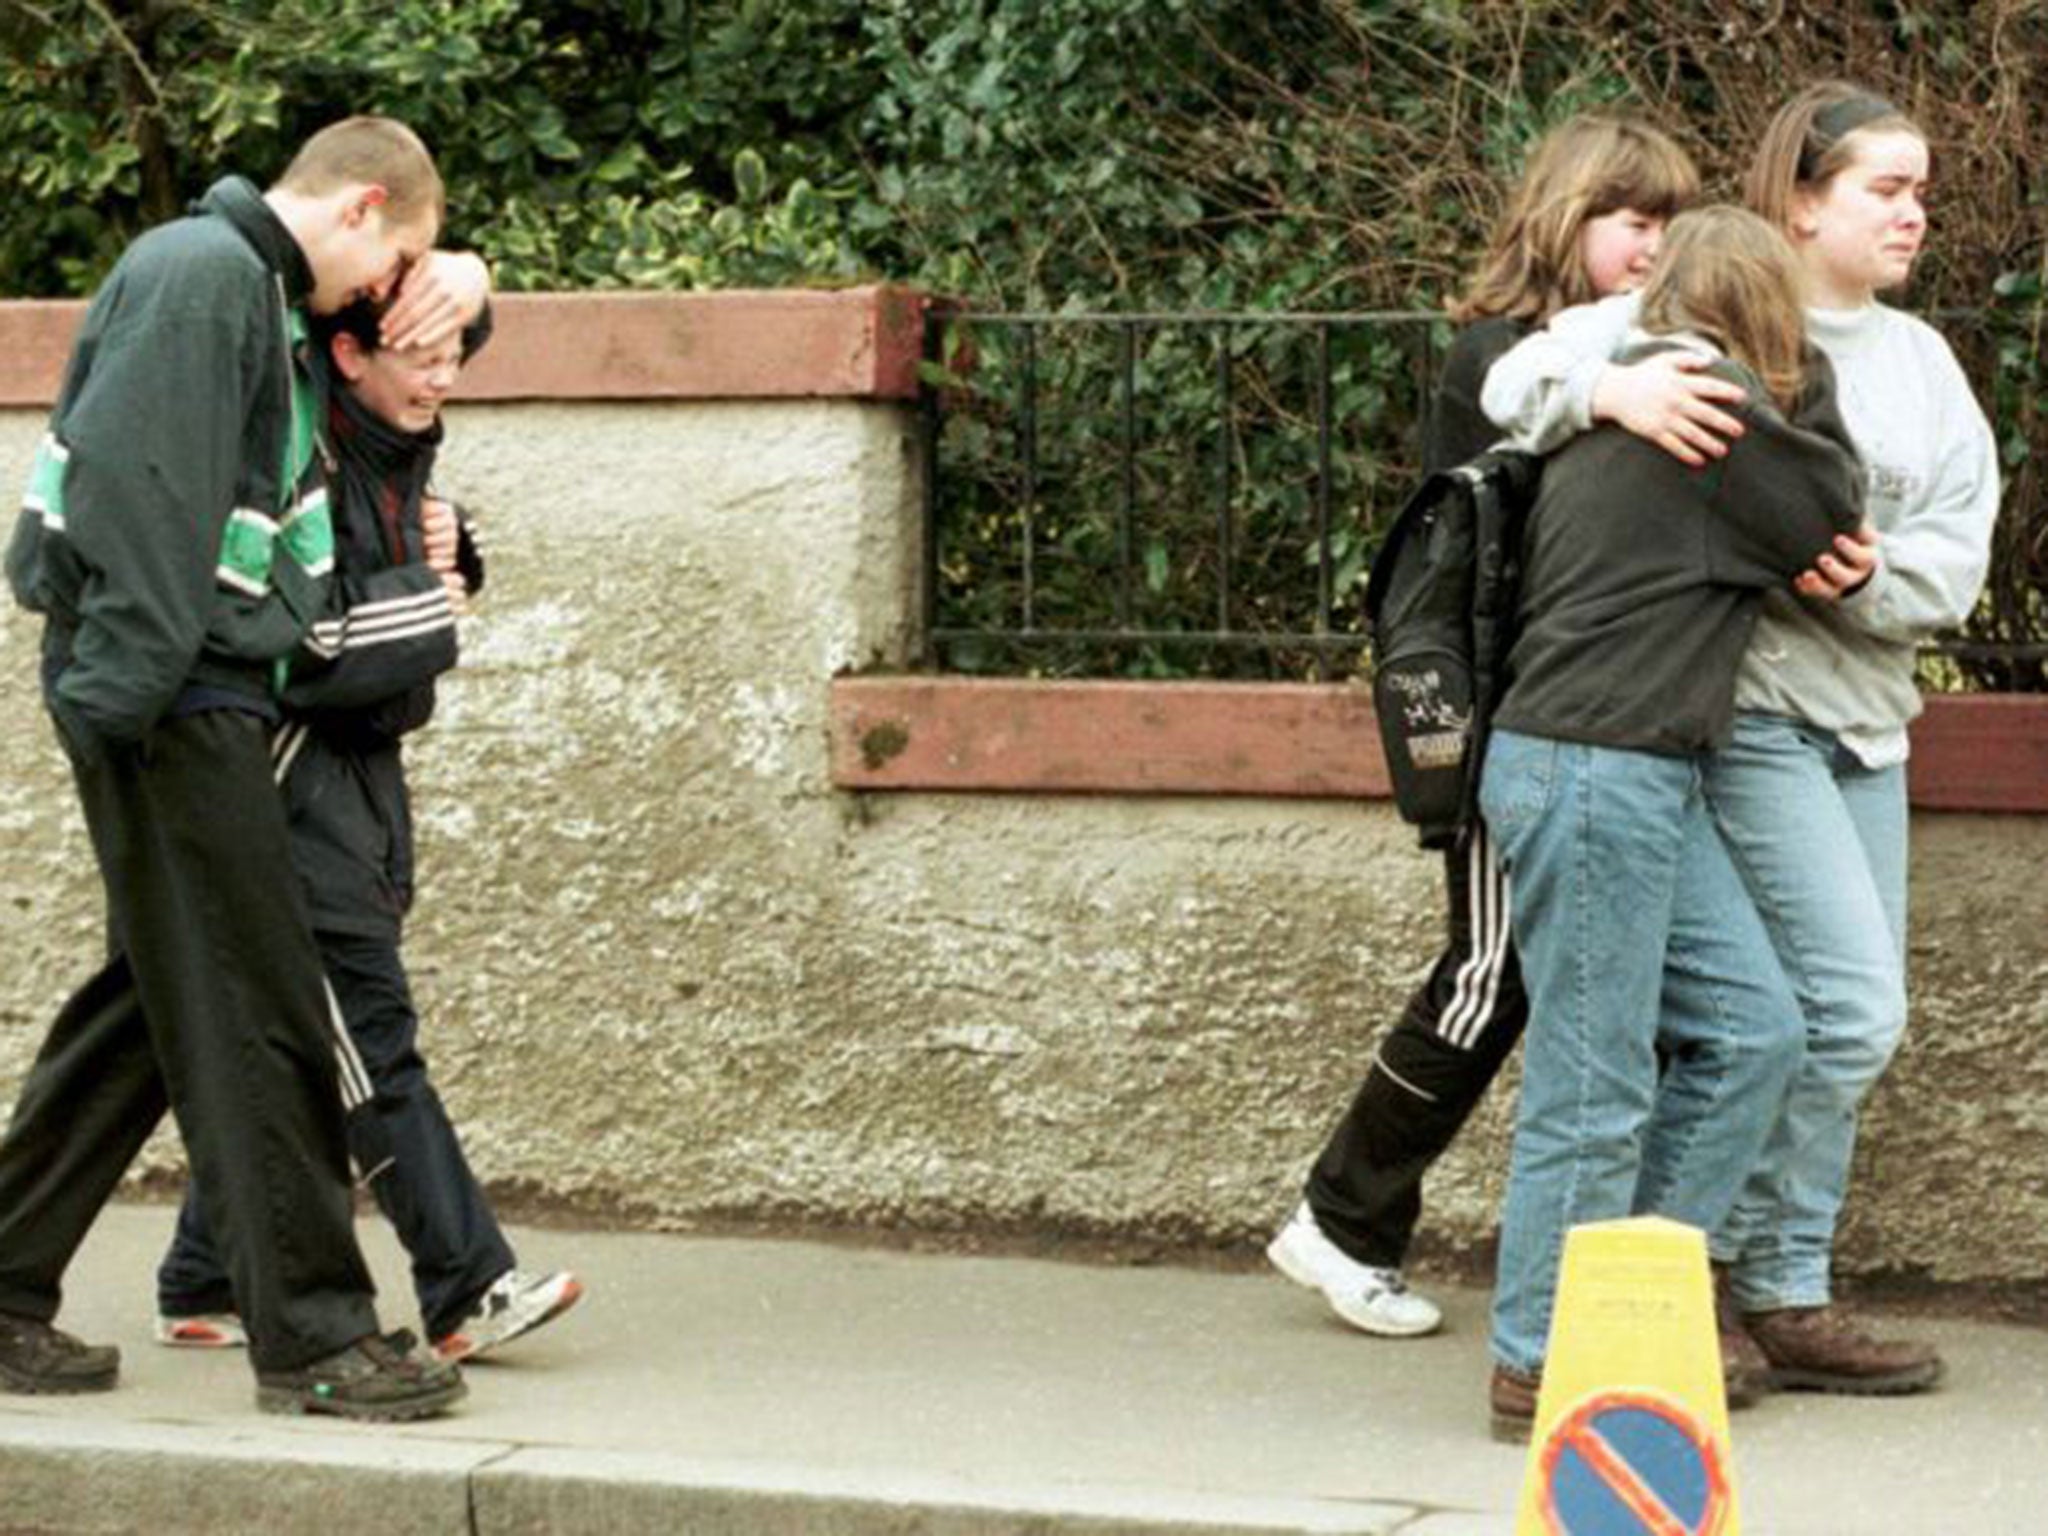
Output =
[
  {"x1": 0, "y1": 710, "x2": 378, "y2": 1372},
  {"x1": 161, "y1": 930, "x2": 516, "y2": 1340},
  {"x1": 1303, "y1": 820, "x2": 1528, "y2": 1268}
]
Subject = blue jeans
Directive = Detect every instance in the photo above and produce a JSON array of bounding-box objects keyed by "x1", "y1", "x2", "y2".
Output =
[
  {"x1": 1702, "y1": 713, "x2": 1909, "y2": 1312},
  {"x1": 1480, "y1": 730, "x2": 1803, "y2": 1375}
]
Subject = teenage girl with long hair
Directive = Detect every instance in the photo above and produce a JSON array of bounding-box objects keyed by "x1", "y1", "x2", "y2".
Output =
[
  {"x1": 1480, "y1": 82, "x2": 2000, "y2": 1397},
  {"x1": 1478, "y1": 204, "x2": 1866, "y2": 1437},
  {"x1": 1269, "y1": 113, "x2": 1698, "y2": 1337}
]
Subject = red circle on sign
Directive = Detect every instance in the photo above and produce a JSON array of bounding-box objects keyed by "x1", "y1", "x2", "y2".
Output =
[{"x1": 1538, "y1": 1389, "x2": 1731, "y2": 1536}]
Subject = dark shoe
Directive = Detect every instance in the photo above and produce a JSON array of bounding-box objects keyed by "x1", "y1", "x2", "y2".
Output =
[
  {"x1": 1489, "y1": 1363, "x2": 1541, "y2": 1443},
  {"x1": 1743, "y1": 1304, "x2": 1943, "y2": 1395},
  {"x1": 1711, "y1": 1266, "x2": 1770, "y2": 1409},
  {"x1": 1719, "y1": 1318, "x2": 1772, "y2": 1408},
  {"x1": 0, "y1": 1311, "x2": 119, "y2": 1394},
  {"x1": 256, "y1": 1330, "x2": 466, "y2": 1421},
  {"x1": 1490, "y1": 1322, "x2": 1763, "y2": 1442}
]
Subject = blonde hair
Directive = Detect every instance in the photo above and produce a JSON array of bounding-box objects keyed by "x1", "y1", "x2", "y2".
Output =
[
  {"x1": 1636, "y1": 205, "x2": 1809, "y2": 409},
  {"x1": 1744, "y1": 81, "x2": 1922, "y2": 234},
  {"x1": 277, "y1": 116, "x2": 445, "y2": 234},
  {"x1": 1453, "y1": 113, "x2": 1698, "y2": 324}
]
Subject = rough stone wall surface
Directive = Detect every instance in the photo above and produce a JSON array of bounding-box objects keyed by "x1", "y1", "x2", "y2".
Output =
[{"x1": 0, "y1": 404, "x2": 2042, "y2": 1289}]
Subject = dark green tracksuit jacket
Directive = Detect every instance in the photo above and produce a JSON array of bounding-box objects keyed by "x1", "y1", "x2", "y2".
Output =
[
  {"x1": 0, "y1": 177, "x2": 382, "y2": 1372},
  {"x1": 7, "y1": 176, "x2": 334, "y2": 742}
]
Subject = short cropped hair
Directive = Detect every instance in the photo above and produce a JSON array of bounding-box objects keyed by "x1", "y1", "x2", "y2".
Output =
[
  {"x1": 317, "y1": 297, "x2": 387, "y2": 356},
  {"x1": 277, "y1": 116, "x2": 445, "y2": 234}
]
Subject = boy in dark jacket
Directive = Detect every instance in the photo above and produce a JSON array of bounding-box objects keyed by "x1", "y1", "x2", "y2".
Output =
[
  {"x1": 154, "y1": 297, "x2": 585, "y2": 1363},
  {"x1": 0, "y1": 117, "x2": 468, "y2": 1420}
]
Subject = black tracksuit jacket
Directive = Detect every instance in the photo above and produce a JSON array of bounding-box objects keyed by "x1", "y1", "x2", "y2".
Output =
[{"x1": 279, "y1": 377, "x2": 482, "y2": 939}]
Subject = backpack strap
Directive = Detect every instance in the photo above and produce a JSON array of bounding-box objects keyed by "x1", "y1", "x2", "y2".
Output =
[{"x1": 1462, "y1": 449, "x2": 1540, "y2": 823}]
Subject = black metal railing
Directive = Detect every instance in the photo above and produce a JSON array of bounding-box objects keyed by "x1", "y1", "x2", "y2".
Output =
[
  {"x1": 920, "y1": 307, "x2": 2046, "y2": 687},
  {"x1": 921, "y1": 310, "x2": 1446, "y2": 681}
]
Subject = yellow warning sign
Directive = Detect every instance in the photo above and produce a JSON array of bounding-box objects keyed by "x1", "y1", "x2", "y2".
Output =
[{"x1": 1514, "y1": 1216, "x2": 1739, "y2": 1535}]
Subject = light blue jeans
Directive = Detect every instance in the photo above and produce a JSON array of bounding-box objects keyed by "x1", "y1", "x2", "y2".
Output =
[
  {"x1": 1481, "y1": 730, "x2": 1804, "y2": 1375},
  {"x1": 1702, "y1": 712, "x2": 1909, "y2": 1312}
]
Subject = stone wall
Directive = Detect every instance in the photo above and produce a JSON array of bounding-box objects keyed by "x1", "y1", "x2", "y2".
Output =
[{"x1": 1, "y1": 293, "x2": 2043, "y2": 1293}]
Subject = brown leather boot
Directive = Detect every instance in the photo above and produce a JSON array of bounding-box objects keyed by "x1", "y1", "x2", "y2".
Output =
[
  {"x1": 1711, "y1": 1266, "x2": 1771, "y2": 1409},
  {"x1": 1742, "y1": 1304, "x2": 1943, "y2": 1395},
  {"x1": 1489, "y1": 1363, "x2": 1541, "y2": 1444}
]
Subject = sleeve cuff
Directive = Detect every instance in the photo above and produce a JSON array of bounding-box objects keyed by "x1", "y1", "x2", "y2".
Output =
[
  {"x1": 1835, "y1": 554, "x2": 1890, "y2": 625},
  {"x1": 1563, "y1": 356, "x2": 1605, "y2": 434}
]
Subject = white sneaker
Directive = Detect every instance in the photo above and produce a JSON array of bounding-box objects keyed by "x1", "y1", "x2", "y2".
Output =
[
  {"x1": 1266, "y1": 1202, "x2": 1442, "y2": 1337},
  {"x1": 155, "y1": 1312, "x2": 248, "y2": 1349},
  {"x1": 432, "y1": 1269, "x2": 584, "y2": 1362}
]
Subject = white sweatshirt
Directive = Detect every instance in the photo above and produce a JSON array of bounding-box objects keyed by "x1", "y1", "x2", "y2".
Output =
[{"x1": 1479, "y1": 291, "x2": 2000, "y2": 767}]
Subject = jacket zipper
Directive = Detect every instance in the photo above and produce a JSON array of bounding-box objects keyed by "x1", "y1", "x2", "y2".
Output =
[
  {"x1": 274, "y1": 274, "x2": 337, "y2": 496},
  {"x1": 273, "y1": 274, "x2": 299, "y2": 504}
]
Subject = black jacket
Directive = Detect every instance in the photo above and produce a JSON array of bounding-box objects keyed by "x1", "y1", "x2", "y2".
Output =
[
  {"x1": 278, "y1": 378, "x2": 477, "y2": 939},
  {"x1": 1424, "y1": 315, "x2": 1529, "y2": 475},
  {"x1": 1496, "y1": 342, "x2": 1866, "y2": 756},
  {"x1": 8, "y1": 178, "x2": 333, "y2": 743}
]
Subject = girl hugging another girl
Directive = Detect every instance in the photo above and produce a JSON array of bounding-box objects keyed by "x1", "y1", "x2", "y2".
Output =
[{"x1": 1479, "y1": 204, "x2": 1868, "y2": 1439}]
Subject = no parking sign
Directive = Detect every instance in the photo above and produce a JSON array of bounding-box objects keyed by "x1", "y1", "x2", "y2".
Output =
[
  {"x1": 1512, "y1": 1218, "x2": 1741, "y2": 1535},
  {"x1": 1537, "y1": 1390, "x2": 1731, "y2": 1536}
]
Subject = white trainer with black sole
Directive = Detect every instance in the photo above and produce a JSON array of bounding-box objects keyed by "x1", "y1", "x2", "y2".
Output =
[
  {"x1": 432, "y1": 1269, "x2": 584, "y2": 1362},
  {"x1": 1266, "y1": 1201, "x2": 1442, "y2": 1337}
]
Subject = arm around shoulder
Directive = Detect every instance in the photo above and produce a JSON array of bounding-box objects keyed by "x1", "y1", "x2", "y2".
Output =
[{"x1": 1478, "y1": 292, "x2": 1639, "y2": 452}]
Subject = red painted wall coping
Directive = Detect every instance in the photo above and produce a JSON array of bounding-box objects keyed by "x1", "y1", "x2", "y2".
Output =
[
  {"x1": 832, "y1": 678, "x2": 1393, "y2": 800},
  {"x1": 1902, "y1": 693, "x2": 2048, "y2": 812},
  {"x1": 0, "y1": 286, "x2": 929, "y2": 407},
  {"x1": 831, "y1": 677, "x2": 2048, "y2": 813},
  {"x1": 0, "y1": 301, "x2": 78, "y2": 409}
]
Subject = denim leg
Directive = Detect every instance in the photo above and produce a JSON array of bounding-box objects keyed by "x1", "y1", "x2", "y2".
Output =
[
  {"x1": 1705, "y1": 714, "x2": 1908, "y2": 1312},
  {"x1": 1633, "y1": 806, "x2": 1804, "y2": 1239},
  {"x1": 1835, "y1": 753, "x2": 1909, "y2": 963},
  {"x1": 1480, "y1": 731, "x2": 1696, "y2": 1376}
]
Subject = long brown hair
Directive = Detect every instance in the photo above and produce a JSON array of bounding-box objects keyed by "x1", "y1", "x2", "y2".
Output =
[
  {"x1": 1744, "y1": 81, "x2": 1923, "y2": 235},
  {"x1": 1636, "y1": 206, "x2": 1809, "y2": 410},
  {"x1": 1452, "y1": 113, "x2": 1698, "y2": 324}
]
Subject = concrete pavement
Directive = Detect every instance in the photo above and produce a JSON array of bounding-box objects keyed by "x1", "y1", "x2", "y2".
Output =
[{"x1": 0, "y1": 1203, "x2": 2043, "y2": 1534}]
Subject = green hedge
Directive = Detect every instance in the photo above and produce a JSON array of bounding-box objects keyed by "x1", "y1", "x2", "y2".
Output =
[{"x1": 3, "y1": 0, "x2": 2041, "y2": 681}]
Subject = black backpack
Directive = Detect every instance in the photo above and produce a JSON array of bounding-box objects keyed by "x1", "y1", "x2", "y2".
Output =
[{"x1": 1364, "y1": 447, "x2": 1542, "y2": 849}]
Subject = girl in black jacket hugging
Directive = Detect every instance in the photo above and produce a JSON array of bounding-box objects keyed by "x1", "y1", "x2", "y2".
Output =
[{"x1": 1477, "y1": 205, "x2": 1865, "y2": 1439}]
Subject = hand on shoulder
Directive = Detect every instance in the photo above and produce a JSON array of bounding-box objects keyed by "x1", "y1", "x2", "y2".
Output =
[{"x1": 1590, "y1": 350, "x2": 1749, "y2": 468}]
